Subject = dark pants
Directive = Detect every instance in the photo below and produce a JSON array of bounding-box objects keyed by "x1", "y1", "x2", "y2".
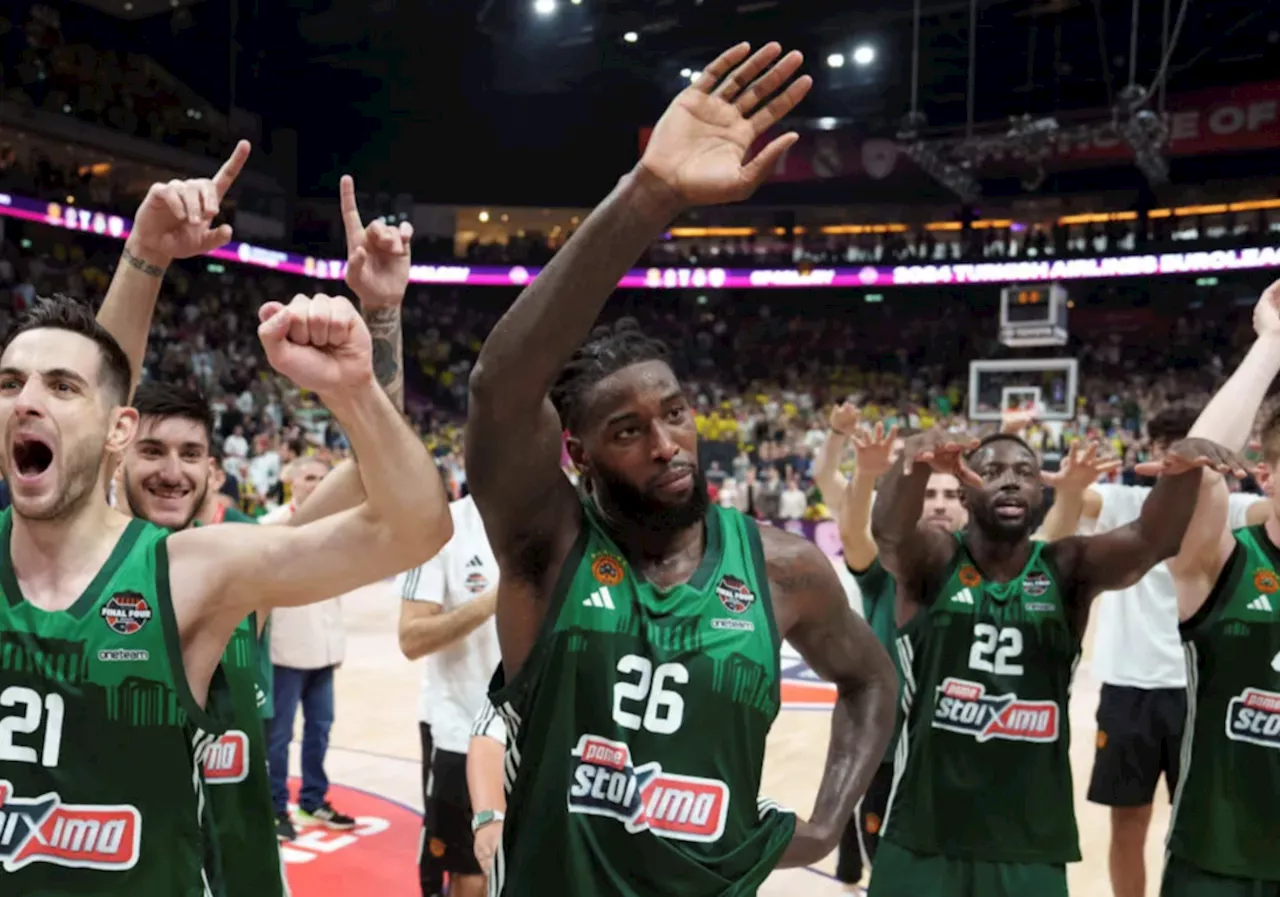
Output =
[
  {"x1": 419, "y1": 723, "x2": 445, "y2": 897},
  {"x1": 837, "y1": 761, "x2": 897, "y2": 884},
  {"x1": 269, "y1": 664, "x2": 335, "y2": 814}
]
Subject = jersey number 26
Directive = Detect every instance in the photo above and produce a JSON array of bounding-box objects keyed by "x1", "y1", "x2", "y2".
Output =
[{"x1": 612, "y1": 654, "x2": 688, "y2": 735}]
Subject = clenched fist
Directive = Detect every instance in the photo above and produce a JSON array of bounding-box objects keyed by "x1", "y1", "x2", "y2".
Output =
[{"x1": 258, "y1": 294, "x2": 373, "y2": 396}]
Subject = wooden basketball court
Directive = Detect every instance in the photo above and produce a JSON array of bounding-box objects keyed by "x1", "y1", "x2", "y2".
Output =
[{"x1": 286, "y1": 583, "x2": 1165, "y2": 896}]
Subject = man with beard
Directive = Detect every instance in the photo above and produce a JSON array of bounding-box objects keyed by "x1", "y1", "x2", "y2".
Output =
[
  {"x1": 866, "y1": 429, "x2": 1242, "y2": 897},
  {"x1": 0, "y1": 290, "x2": 447, "y2": 895},
  {"x1": 120, "y1": 380, "x2": 283, "y2": 896},
  {"x1": 465, "y1": 42, "x2": 898, "y2": 897}
]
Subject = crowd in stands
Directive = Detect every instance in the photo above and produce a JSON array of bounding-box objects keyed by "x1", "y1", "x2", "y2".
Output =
[
  {"x1": 0, "y1": 8, "x2": 230, "y2": 158},
  {"x1": 1, "y1": 214, "x2": 1269, "y2": 522}
]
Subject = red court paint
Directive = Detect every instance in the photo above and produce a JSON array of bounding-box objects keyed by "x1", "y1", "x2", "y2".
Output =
[{"x1": 280, "y1": 780, "x2": 421, "y2": 897}]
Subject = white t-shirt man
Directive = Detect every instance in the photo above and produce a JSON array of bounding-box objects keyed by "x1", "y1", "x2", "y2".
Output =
[
  {"x1": 1086, "y1": 484, "x2": 1261, "y2": 688},
  {"x1": 397, "y1": 496, "x2": 501, "y2": 755}
]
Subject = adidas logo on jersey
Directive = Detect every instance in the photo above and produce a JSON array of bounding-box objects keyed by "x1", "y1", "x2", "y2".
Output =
[
  {"x1": 932, "y1": 677, "x2": 1060, "y2": 744},
  {"x1": 950, "y1": 588, "x2": 976, "y2": 606},
  {"x1": 466, "y1": 556, "x2": 484, "y2": 569},
  {"x1": 567, "y1": 734, "x2": 729, "y2": 842},
  {"x1": 1248, "y1": 595, "x2": 1274, "y2": 613},
  {"x1": 0, "y1": 780, "x2": 141, "y2": 872},
  {"x1": 1226, "y1": 687, "x2": 1280, "y2": 748},
  {"x1": 583, "y1": 587, "x2": 615, "y2": 610},
  {"x1": 202, "y1": 731, "x2": 250, "y2": 785}
]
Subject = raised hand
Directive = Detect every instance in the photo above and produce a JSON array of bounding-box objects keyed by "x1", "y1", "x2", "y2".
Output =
[
  {"x1": 340, "y1": 175, "x2": 414, "y2": 308},
  {"x1": 1254, "y1": 278, "x2": 1280, "y2": 338},
  {"x1": 126, "y1": 140, "x2": 251, "y2": 266},
  {"x1": 1134, "y1": 437, "x2": 1249, "y2": 479},
  {"x1": 639, "y1": 42, "x2": 813, "y2": 208},
  {"x1": 901, "y1": 429, "x2": 982, "y2": 486},
  {"x1": 1000, "y1": 406, "x2": 1037, "y2": 436},
  {"x1": 829, "y1": 401, "x2": 860, "y2": 436},
  {"x1": 851, "y1": 421, "x2": 900, "y2": 479},
  {"x1": 258, "y1": 294, "x2": 373, "y2": 396},
  {"x1": 1041, "y1": 440, "x2": 1122, "y2": 491}
]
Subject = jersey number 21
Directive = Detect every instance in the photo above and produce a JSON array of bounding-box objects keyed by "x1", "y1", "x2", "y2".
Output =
[{"x1": 0, "y1": 686, "x2": 65, "y2": 767}]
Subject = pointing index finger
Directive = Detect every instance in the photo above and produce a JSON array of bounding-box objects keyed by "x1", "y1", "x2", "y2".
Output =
[
  {"x1": 212, "y1": 140, "x2": 251, "y2": 199},
  {"x1": 339, "y1": 175, "x2": 364, "y2": 254}
]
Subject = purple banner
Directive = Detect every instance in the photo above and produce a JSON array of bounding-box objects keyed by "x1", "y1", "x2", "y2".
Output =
[{"x1": 6, "y1": 189, "x2": 1280, "y2": 289}]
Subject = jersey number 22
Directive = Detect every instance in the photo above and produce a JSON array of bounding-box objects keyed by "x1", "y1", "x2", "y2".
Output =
[
  {"x1": 0, "y1": 686, "x2": 65, "y2": 767},
  {"x1": 613, "y1": 654, "x2": 688, "y2": 735},
  {"x1": 968, "y1": 623, "x2": 1024, "y2": 676}
]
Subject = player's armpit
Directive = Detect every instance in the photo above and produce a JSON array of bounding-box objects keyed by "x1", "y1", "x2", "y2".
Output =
[{"x1": 764, "y1": 527, "x2": 897, "y2": 867}]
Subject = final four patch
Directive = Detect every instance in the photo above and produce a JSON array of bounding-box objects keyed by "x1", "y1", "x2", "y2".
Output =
[
  {"x1": 100, "y1": 592, "x2": 152, "y2": 636},
  {"x1": 716, "y1": 575, "x2": 756, "y2": 614}
]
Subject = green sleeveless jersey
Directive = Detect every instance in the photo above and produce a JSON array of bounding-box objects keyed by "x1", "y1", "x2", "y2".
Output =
[
  {"x1": 489, "y1": 503, "x2": 796, "y2": 897},
  {"x1": 852, "y1": 558, "x2": 901, "y2": 765},
  {"x1": 0, "y1": 509, "x2": 225, "y2": 896},
  {"x1": 1168, "y1": 525, "x2": 1280, "y2": 881},
  {"x1": 194, "y1": 508, "x2": 285, "y2": 897},
  {"x1": 883, "y1": 538, "x2": 1081, "y2": 863}
]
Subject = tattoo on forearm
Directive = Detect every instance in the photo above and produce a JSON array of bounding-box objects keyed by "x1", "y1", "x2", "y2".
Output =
[
  {"x1": 121, "y1": 247, "x2": 166, "y2": 278},
  {"x1": 364, "y1": 307, "x2": 405, "y2": 411}
]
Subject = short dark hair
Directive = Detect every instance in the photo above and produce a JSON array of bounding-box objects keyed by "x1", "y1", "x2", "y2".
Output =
[
  {"x1": 132, "y1": 381, "x2": 214, "y2": 444},
  {"x1": 1147, "y1": 403, "x2": 1203, "y2": 445},
  {"x1": 549, "y1": 317, "x2": 672, "y2": 433},
  {"x1": 2, "y1": 295, "x2": 132, "y2": 405},
  {"x1": 966, "y1": 432, "x2": 1036, "y2": 461}
]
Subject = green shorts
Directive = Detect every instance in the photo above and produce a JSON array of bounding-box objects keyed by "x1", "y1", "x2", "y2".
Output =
[
  {"x1": 868, "y1": 840, "x2": 1068, "y2": 897},
  {"x1": 1161, "y1": 854, "x2": 1280, "y2": 897}
]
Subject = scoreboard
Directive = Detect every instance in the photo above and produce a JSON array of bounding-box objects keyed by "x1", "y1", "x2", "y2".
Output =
[{"x1": 999, "y1": 283, "x2": 1069, "y2": 347}]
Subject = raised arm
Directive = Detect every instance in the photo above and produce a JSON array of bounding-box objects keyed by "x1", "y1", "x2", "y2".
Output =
[
  {"x1": 96, "y1": 142, "x2": 250, "y2": 392},
  {"x1": 1187, "y1": 279, "x2": 1280, "y2": 453},
  {"x1": 1053, "y1": 438, "x2": 1245, "y2": 621},
  {"x1": 1036, "y1": 441, "x2": 1121, "y2": 542},
  {"x1": 838, "y1": 421, "x2": 897, "y2": 571},
  {"x1": 811, "y1": 402, "x2": 857, "y2": 517},
  {"x1": 870, "y1": 429, "x2": 974, "y2": 587},
  {"x1": 763, "y1": 527, "x2": 897, "y2": 867},
  {"x1": 169, "y1": 294, "x2": 451, "y2": 653},
  {"x1": 290, "y1": 175, "x2": 414, "y2": 527},
  {"x1": 465, "y1": 41, "x2": 811, "y2": 546}
]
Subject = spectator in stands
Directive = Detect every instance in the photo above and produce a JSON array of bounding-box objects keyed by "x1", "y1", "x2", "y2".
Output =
[{"x1": 262, "y1": 456, "x2": 355, "y2": 840}]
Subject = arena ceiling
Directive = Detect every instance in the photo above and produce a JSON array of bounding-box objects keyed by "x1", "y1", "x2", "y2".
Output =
[{"x1": 69, "y1": 0, "x2": 205, "y2": 21}]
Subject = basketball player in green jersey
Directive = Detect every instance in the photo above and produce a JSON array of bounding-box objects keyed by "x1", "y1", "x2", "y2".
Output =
[
  {"x1": 1148, "y1": 281, "x2": 1280, "y2": 897},
  {"x1": 832, "y1": 419, "x2": 966, "y2": 892},
  {"x1": 866, "y1": 426, "x2": 1243, "y2": 897},
  {"x1": 465, "y1": 42, "x2": 898, "y2": 897},
  {"x1": 0, "y1": 287, "x2": 448, "y2": 895},
  {"x1": 116, "y1": 380, "x2": 285, "y2": 897}
]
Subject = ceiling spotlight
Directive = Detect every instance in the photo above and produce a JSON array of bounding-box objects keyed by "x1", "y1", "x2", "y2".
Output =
[
  {"x1": 570, "y1": 0, "x2": 582, "y2": 4},
  {"x1": 687, "y1": 70, "x2": 701, "y2": 82},
  {"x1": 623, "y1": 31, "x2": 638, "y2": 43},
  {"x1": 852, "y1": 44, "x2": 875, "y2": 66},
  {"x1": 479, "y1": 211, "x2": 490, "y2": 222},
  {"x1": 533, "y1": 0, "x2": 556, "y2": 15},
  {"x1": 817, "y1": 117, "x2": 839, "y2": 130},
  {"x1": 826, "y1": 53, "x2": 845, "y2": 69},
  {"x1": 680, "y1": 67, "x2": 692, "y2": 78}
]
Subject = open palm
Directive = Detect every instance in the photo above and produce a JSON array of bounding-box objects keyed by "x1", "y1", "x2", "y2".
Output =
[{"x1": 640, "y1": 42, "x2": 813, "y2": 207}]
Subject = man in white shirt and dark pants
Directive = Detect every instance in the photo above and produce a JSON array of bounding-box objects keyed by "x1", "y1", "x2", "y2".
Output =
[
  {"x1": 1048, "y1": 404, "x2": 1267, "y2": 897},
  {"x1": 397, "y1": 493, "x2": 501, "y2": 897}
]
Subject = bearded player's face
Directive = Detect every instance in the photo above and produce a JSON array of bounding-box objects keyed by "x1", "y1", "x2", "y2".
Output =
[
  {"x1": 123, "y1": 415, "x2": 211, "y2": 531},
  {"x1": 0, "y1": 328, "x2": 133, "y2": 522},
  {"x1": 571, "y1": 359, "x2": 708, "y2": 533}
]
